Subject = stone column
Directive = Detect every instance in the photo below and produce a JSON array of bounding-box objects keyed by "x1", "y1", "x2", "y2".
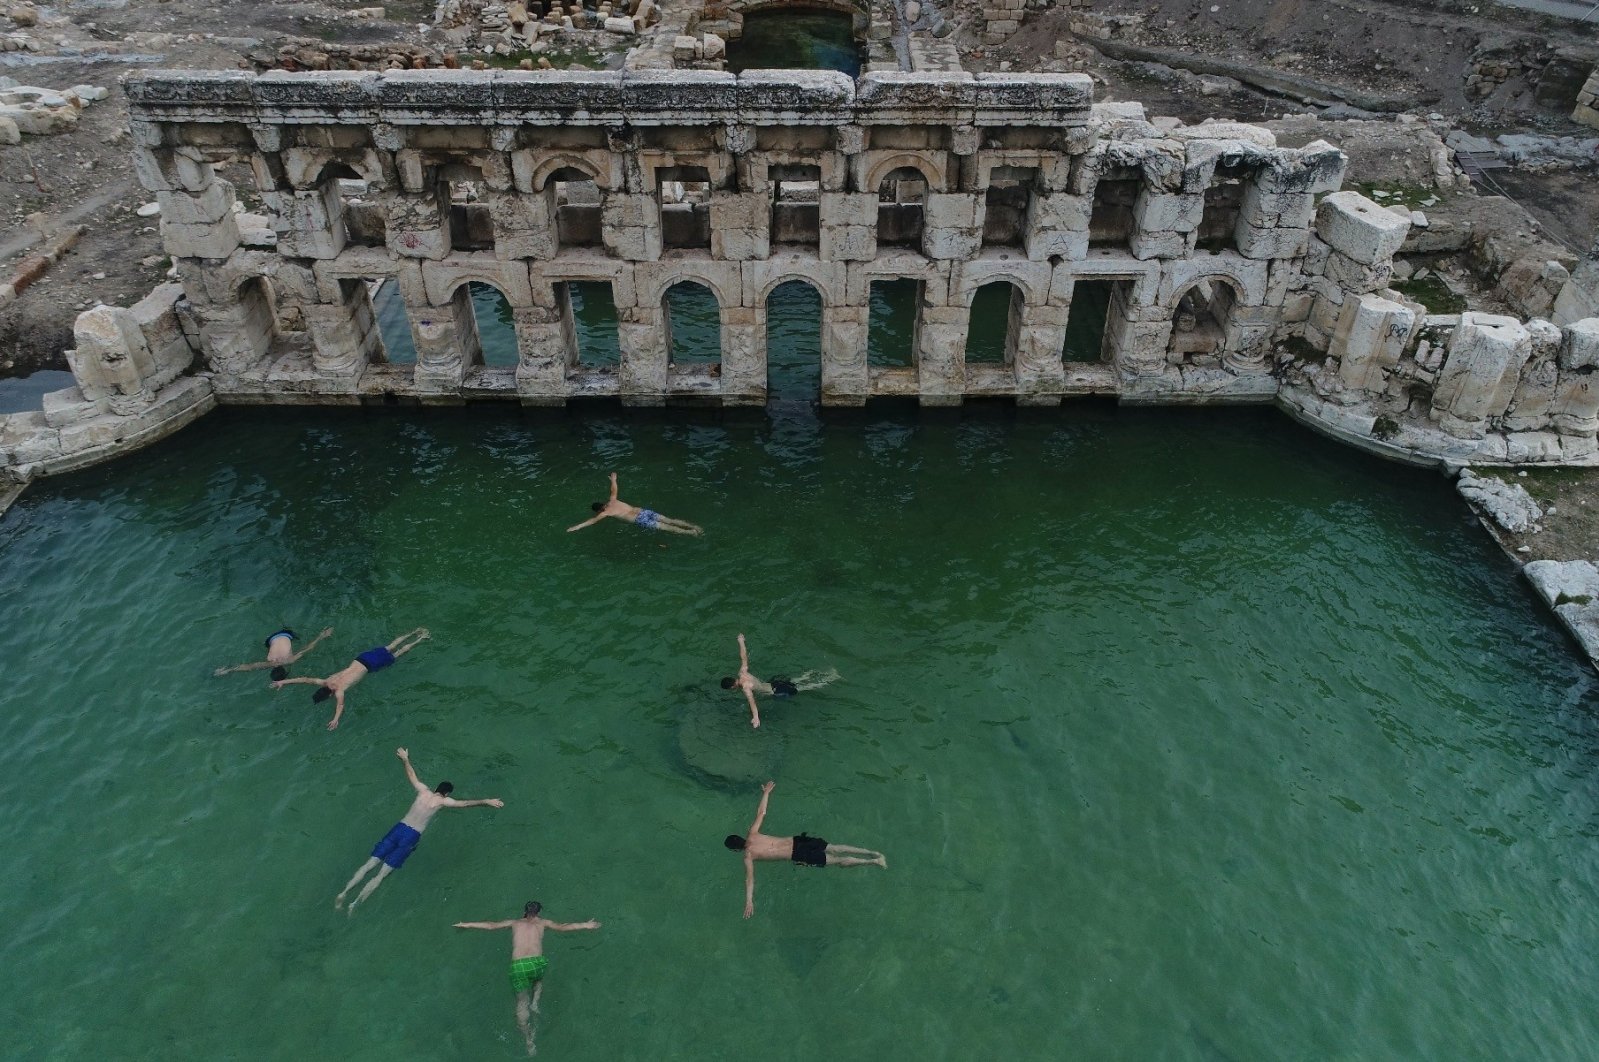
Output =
[
  {"x1": 709, "y1": 192, "x2": 769, "y2": 261},
  {"x1": 515, "y1": 306, "x2": 569, "y2": 405},
  {"x1": 602, "y1": 194, "x2": 662, "y2": 262},
  {"x1": 305, "y1": 282, "x2": 377, "y2": 391},
  {"x1": 1232, "y1": 178, "x2": 1313, "y2": 261},
  {"x1": 1014, "y1": 302, "x2": 1068, "y2": 403},
  {"x1": 411, "y1": 290, "x2": 473, "y2": 392},
  {"x1": 387, "y1": 186, "x2": 452, "y2": 261},
  {"x1": 1554, "y1": 319, "x2": 1599, "y2": 438},
  {"x1": 1128, "y1": 189, "x2": 1202, "y2": 261},
  {"x1": 1330, "y1": 293, "x2": 1416, "y2": 394},
  {"x1": 488, "y1": 190, "x2": 556, "y2": 260},
  {"x1": 721, "y1": 304, "x2": 766, "y2": 406},
  {"x1": 1023, "y1": 193, "x2": 1090, "y2": 261},
  {"x1": 821, "y1": 304, "x2": 868, "y2": 406},
  {"x1": 619, "y1": 305, "x2": 667, "y2": 406},
  {"x1": 1430, "y1": 313, "x2": 1533, "y2": 438},
  {"x1": 916, "y1": 302, "x2": 966, "y2": 406},
  {"x1": 819, "y1": 192, "x2": 877, "y2": 261},
  {"x1": 922, "y1": 193, "x2": 984, "y2": 261},
  {"x1": 275, "y1": 179, "x2": 347, "y2": 260},
  {"x1": 1105, "y1": 286, "x2": 1173, "y2": 377},
  {"x1": 1504, "y1": 320, "x2": 1564, "y2": 431}
]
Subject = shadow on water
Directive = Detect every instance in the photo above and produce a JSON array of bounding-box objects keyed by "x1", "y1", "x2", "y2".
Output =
[{"x1": 725, "y1": 9, "x2": 862, "y2": 77}]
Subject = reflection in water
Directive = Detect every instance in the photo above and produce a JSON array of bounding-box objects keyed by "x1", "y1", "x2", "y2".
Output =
[
  {"x1": 725, "y1": 9, "x2": 862, "y2": 78},
  {"x1": 665, "y1": 282, "x2": 720, "y2": 364}
]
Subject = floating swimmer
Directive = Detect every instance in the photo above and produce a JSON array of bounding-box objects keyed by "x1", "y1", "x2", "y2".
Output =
[
  {"x1": 335, "y1": 747, "x2": 504, "y2": 915},
  {"x1": 726, "y1": 781, "x2": 886, "y2": 920},
  {"x1": 453, "y1": 901, "x2": 602, "y2": 1056},
  {"x1": 720, "y1": 633, "x2": 839, "y2": 729},
  {"x1": 566, "y1": 471, "x2": 703, "y2": 536},
  {"x1": 270, "y1": 627, "x2": 429, "y2": 730},
  {"x1": 213, "y1": 626, "x2": 333, "y2": 681}
]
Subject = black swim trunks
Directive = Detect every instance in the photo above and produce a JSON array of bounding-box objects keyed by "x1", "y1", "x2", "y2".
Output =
[
  {"x1": 791, "y1": 833, "x2": 828, "y2": 867},
  {"x1": 772, "y1": 678, "x2": 799, "y2": 699}
]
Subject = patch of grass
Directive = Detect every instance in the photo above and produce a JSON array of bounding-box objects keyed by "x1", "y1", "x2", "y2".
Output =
[
  {"x1": 1391, "y1": 274, "x2": 1467, "y2": 315},
  {"x1": 1371, "y1": 414, "x2": 1400, "y2": 441},
  {"x1": 1555, "y1": 593, "x2": 1593, "y2": 607},
  {"x1": 1515, "y1": 466, "x2": 1599, "y2": 503},
  {"x1": 1352, "y1": 182, "x2": 1443, "y2": 209},
  {"x1": 1278, "y1": 334, "x2": 1326, "y2": 364}
]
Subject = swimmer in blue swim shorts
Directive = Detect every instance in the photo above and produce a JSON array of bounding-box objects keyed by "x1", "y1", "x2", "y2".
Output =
[
  {"x1": 335, "y1": 747, "x2": 504, "y2": 915},
  {"x1": 566, "y1": 471, "x2": 703, "y2": 536},
  {"x1": 271, "y1": 627, "x2": 430, "y2": 730},
  {"x1": 213, "y1": 626, "x2": 333, "y2": 681}
]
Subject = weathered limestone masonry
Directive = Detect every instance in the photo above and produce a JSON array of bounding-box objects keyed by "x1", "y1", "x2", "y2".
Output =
[
  {"x1": 1575, "y1": 67, "x2": 1599, "y2": 131},
  {"x1": 121, "y1": 68, "x2": 1353, "y2": 414},
  {"x1": 3, "y1": 66, "x2": 1598, "y2": 503}
]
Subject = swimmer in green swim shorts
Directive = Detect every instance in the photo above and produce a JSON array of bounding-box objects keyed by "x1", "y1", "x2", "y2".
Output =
[{"x1": 455, "y1": 901, "x2": 602, "y2": 1056}]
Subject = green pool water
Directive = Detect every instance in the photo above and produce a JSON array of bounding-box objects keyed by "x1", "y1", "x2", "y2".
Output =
[
  {"x1": 726, "y1": 10, "x2": 862, "y2": 79},
  {"x1": 3, "y1": 310, "x2": 1599, "y2": 1059}
]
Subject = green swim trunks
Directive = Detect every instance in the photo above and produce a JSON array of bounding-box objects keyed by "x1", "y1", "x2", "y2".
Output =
[{"x1": 509, "y1": 955, "x2": 549, "y2": 992}]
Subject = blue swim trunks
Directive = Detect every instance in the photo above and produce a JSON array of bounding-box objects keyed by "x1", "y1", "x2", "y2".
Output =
[
  {"x1": 264, "y1": 629, "x2": 297, "y2": 650},
  {"x1": 356, "y1": 646, "x2": 396, "y2": 672},
  {"x1": 371, "y1": 822, "x2": 421, "y2": 869},
  {"x1": 634, "y1": 509, "x2": 661, "y2": 531}
]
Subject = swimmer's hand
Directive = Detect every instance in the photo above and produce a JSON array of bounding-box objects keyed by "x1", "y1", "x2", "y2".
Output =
[
  {"x1": 743, "y1": 901, "x2": 754, "y2": 920},
  {"x1": 270, "y1": 680, "x2": 285, "y2": 689},
  {"x1": 319, "y1": 627, "x2": 334, "y2": 638},
  {"x1": 486, "y1": 798, "x2": 505, "y2": 808},
  {"x1": 761, "y1": 781, "x2": 775, "y2": 794},
  {"x1": 326, "y1": 716, "x2": 340, "y2": 731},
  {"x1": 397, "y1": 747, "x2": 409, "y2": 760},
  {"x1": 213, "y1": 667, "x2": 228, "y2": 677}
]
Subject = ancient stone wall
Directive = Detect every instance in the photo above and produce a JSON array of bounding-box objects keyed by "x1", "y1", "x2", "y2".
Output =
[{"x1": 1575, "y1": 67, "x2": 1599, "y2": 131}]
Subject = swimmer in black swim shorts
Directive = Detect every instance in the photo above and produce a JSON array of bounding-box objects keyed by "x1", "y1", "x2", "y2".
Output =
[
  {"x1": 719, "y1": 633, "x2": 839, "y2": 729},
  {"x1": 723, "y1": 781, "x2": 886, "y2": 919}
]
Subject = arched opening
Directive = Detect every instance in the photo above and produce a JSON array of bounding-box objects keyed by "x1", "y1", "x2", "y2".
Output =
[
  {"x1": 876, "y1": 167, "x2": 927, "y2": 248},
  {"x1": 656, "y1": 166, "x2": 712, "y2": 250},
  {"x1": 868, "y1": 278, "x2": 920, "y2": 367},
  {"x1": 983, "y1": 167, "x2": 1037, "y2": 249},
  {"x1": 546, "y1": 166, "x2": 602, "y2": 250},
  {"x1": 556, "y1": 280, "x2": 622, "y2": 373},
  {"x1": 467, "y1": 282, "x2": 519, "y2": 369},
  {"x1": 1089, "y1": 168, "x2": 1140, "y2": 250},
  {"x1": 1168, "y1": 278, "x2": 1240, "y2": 364},
  {"x1": 726, "y1": 8, "x2": 863, "y2": 78},
  {"x1": 663, "y1": 281, "x2": 721, "y2": 385},
  {"x1": 965, "y1": 281, "x2": 1022, "y2": 364},
  {"x1": 765, "y1": 279, "x2": 823, "y2": 399},
  {"x1": 366, "y1": 278, "x2": 417, "y2": 365},
  {"x1": 1197, "y1": 162, "x2": 1250, "y2": 252},
  {"x1": 1063, "y1": 279, "x2": 1117, "y2": 363},
  {"x1": 442, "y1": 164, "x2": 494, "y2": 253},
  {"x1": 770, "y1": 164, "x2": 821, "y2": 247}
]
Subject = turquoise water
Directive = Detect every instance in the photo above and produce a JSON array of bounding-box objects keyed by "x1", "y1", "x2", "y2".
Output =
[
  {"x1": 5, "y1": 285, "x2": 1599, "y2": 1059},
  {"x1": 726, "y1": 10, "x2": 862, "y2": 78}
]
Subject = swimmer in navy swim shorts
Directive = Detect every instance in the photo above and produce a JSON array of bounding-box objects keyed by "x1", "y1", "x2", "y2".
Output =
[
  {"x1": 271, "y1": 627, "x2": 430, "y2": 730},
  {"x1": 213, "y1": 626, "x2": 333, "y2": 681},
  {"x1": 566, "y1": 471, "x2": 703, "y2": 536},
  {"x1": 335, "y1": 747, "x2": 504, "y2": 915}
]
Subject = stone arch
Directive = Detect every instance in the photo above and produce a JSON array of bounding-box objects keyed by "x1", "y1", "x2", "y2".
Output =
[
  {"x1": 1160, "y1": 261, "x2": 1265, "y2": 309},
  {"x1": 757, "y1": 270, "x2": 844, "y2": 309},
  {"x1": 530, "y1": 155, "x2": 609, "y2": 192},
  {"x1": 640, "y1": 269, "x2": 736, "y2": 314},
  {"x1": 1167, "y1": 274, "x2": 1245, "y2": 362},
  {"x1": 951, "y1": 270, "x2": 1048, "y2": 309},
  {"x1": 662, "y1": 280, "x2": 722, "y2": 369},
  {"x1": 865, "y1": 153, "x2": 947, "y2": 194},
  {"x1": 964, "y1": 280, "x2": 1025, "y2": 365}
]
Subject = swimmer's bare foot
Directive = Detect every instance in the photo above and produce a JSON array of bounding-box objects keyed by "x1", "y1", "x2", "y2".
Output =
[{"x1": 874, "y1": 855, "x2": 887, "y2": 868}]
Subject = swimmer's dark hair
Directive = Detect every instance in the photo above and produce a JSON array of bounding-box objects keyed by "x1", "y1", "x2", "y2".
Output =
[
  {"x1": 524, "y1": 900, "x2": 542, "y2": 918},
  {"x1": 312, "y1": 686, "x2": 332, "y2": 704},
  {"x1": 436, "y1": 781, "x2": 455, "y2": 796},
  {"x1": 720, "y1": 677, "x2": 735, "y2": 690},
  {"x1": 724, "y1": 834, "x2": 747, "y2": 851},
  {"x1": 270, "y1": 666, "x2": 288, "y2": 682},
  {"x1": 591, "y1": 502, "x2": 605, "y2": 513}
]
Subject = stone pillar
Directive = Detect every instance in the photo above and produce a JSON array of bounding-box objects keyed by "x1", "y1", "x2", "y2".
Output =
[
  {"x1": 157, "y1": 177, "x2": 243, "y2": 261},
  {"x1": 916, "y1": 303, "x2": 966, "y2": 406},
  {"x1": 1105, "y1": 285, "x2": 1173, "y2": 377},
  {"x1": 721, "y1": 304, "x2": 766, "y2": 406},
  {"x1": 1014, "y1": 302, "x2": 1069, "y2": 402},
  {"x1": 1504, "y1": 320, "x2": 1564, "y2": 432},
  {"x1": 514, "y1": 306, "x2": 568, "y2": 405},
  {"x1": 619, "y1": 305, "x2": 667, "y2": 405},
  {"x1": 819, "y1": 193, "x2": 877, "y2": 261},
  {"x1": 1554, "y1": 319, "x2": 1599, "y2": 438},
  {"x1": 1572, "y1": 68, "x2": 1599, "y2": 131},
  {"x1": 709, "y1": 192, "x2": 769, "y2": 261},
  {"x1": 69, "y1": 306, "x2": 159, "y2": 413},
  {"x1": 602, "y1": 193, "x2": 662, "y2": 262},
  {"x1": 305, "y1": 285, "x2": 375, "y2": 391},
  {"x1": 1430, "y1": 313, "x2": 1533, "y2": 438},
  {"x1": 387, "y1": 189, "x2": 451, "y2": 261},
  {"x1": 1023, "y1": 193, "x2": 1090, "y2": 261},
  {"x1": 1314, "y1": 191, "x2": 1409, "y2": 296},
  {"x1": 1331, "y1": 294, "x2": 1415, "y2": 393},
  {"x1": 922, "y1": 193, "x2": 984, "y2": 261},
  {"x1": 488, "y1": 191, "x2": 556, "y2": 260},
  {"x1": 1232, "y1": 179, "x2": 1313, "y2": 261},
  {"x1": 821, "y1": 303, "x2": 868, "y2": 406},
  {"x1": 275, "y1": 179, "x2": 347, "y2": 260},
  {"x1": 411, "y1": 290, "x2": 473, "y2": 391},
  {"x1": 1129, "y1": 190, "x2": 1202, "y2": 261}
]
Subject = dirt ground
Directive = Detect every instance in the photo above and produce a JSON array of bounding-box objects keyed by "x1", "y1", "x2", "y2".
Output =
[{"x1": 1480, "y1": 468, "x2": 1599, "y2": 565}]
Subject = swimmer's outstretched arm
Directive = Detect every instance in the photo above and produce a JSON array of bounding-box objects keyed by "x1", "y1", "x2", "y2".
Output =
[
  {"x1": 326, "y1": 688, "x2": 346, "y2": 731},
  {"x1": 545, "y1": 919, "x2": 602, "y2": 931},
  {"x1": 271, "y1": 676, "x2": 327, "y2": 688},
  {"x1": 743, "y1": 853, "x2": 757, "y2": 919},
  {"x1": 608, "y1": 472, "x2": 619, "y2": 503},
  {"x1": 737, "y1": 633, "x2": 750, "y2": 671},
  {"x1": 290, "y1": 627, "x2": 335, "y2": 663},
  {"x1": 742, "y1": 687, "x2": 761, "y2": 729},
  {"x1": 566, "y1": 514, "x2": 606, "y2": 532},
  {"x1": 750, "y1": 780, "x2": 774, "y2": 833},
  {"x1": 397, "y1": 747, "x2": 428, "y2": 794},
  {"x1": 444, "y1": 795, "x2": 506, "y2": 809},
  {"x1": 214, "y1": 659, "x2": 275, "y2": 675},
  {"x1": 453, "y1": 920, "x2": 515, "y2": 930}
]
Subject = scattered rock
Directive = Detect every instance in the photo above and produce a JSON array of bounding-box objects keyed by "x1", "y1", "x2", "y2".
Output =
[
  {"x1": 135, "y1": 202, "x2": 161, "y2": 218},
  {"x1": 1458, "y1": 468, "x2": 1543, "y2": 534}
]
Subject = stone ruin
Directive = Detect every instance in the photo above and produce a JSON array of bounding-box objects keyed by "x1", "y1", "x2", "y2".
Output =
[{"x1": 1, "y1": 66, "x2": 1596, "y2": 484}]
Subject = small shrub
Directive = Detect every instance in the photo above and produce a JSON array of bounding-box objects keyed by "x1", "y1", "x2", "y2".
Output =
[
  {"x1": 1371, "y1": 414, "x2": 1401, "y2": 441},
  {"x1": 1555, "y1": 593, "x2": 1593, "y2": 607}
]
